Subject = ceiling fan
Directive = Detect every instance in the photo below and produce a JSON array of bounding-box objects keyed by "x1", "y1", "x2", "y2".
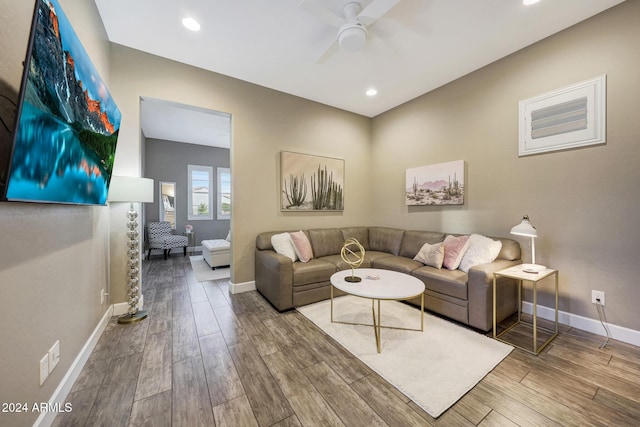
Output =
[{"x1": 299, "y1": 0, "x2": 400, "y2": 63}]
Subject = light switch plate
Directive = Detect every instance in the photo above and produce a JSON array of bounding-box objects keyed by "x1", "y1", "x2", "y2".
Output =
[
  {"x1": 48, "y1": 340, "x2": 60, "y2": 373},
  {"x1": 39, "y1": 354, "x2": 49, "y2": 385}
]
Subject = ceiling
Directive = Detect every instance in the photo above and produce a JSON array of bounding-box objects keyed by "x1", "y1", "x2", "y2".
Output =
[
  {"x1": 140, "y1": 97, "x2": 231, "y2": 148},
  {"x1": 95, "y1": 0, "x2": 625, "y2": 146}
]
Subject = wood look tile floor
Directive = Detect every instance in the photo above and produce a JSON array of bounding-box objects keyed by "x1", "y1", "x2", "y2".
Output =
[{"x1": 54, "y1": 255, "x2": 640, "y2": 427}]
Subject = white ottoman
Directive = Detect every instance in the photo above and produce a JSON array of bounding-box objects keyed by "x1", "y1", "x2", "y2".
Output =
[{"x1": 202, "y1": 239, "x2": 231, "y2": 268}]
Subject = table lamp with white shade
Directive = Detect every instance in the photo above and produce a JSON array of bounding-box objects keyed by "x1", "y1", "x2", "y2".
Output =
[
  {"x1": 510, "y1": 215, "x2": 546, "y2": 273},
  {"x1": 108, "y1": 176, "x2": 154, "y2": 324}
]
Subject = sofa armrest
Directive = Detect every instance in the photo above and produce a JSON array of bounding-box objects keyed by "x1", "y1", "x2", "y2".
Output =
[
  {"x1": 467, "y1": 259, "x2": 521, "y2": 331},
  {"x1": 255, "y1": 250, "x2": 294, "y2": 311}
]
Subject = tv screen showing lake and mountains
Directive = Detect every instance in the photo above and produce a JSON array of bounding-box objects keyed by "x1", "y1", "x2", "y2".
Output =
[{"x1": 5, "y1": 0, "x2": 121, "y2": 205}]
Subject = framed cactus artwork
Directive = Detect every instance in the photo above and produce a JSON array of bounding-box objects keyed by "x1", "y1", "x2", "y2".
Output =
[
  {"x1": 281, "y1": 151, "x2": 344, "y2": 211},
  {"x1": 406, "y1": 160, "x2": 465, "y2": 206}
]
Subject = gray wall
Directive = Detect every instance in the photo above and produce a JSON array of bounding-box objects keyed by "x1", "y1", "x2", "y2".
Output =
[
  {"x1": 0, "y1": 1, "x2": 113, "y2": 426},
  {"x1": 144, "y1": 138, "x2": 230, "y2": 243},
  {"x1": 371, "y1": 1, "x2": 640, "y2": 331}
]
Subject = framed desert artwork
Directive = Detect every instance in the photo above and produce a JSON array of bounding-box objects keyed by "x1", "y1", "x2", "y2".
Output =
[
  {"x1": 281, "y1": 151, "x2": 344, "y2": 211},
  {"x1": 406, "y1": 160, "x2": 464, "y2": 206}
]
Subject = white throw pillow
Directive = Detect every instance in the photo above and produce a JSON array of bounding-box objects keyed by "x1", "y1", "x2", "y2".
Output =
[
  {"x1": 413, "y1": 242, "x2": 445, "y2": 269},
  {"x1": 459, "y1": 234, "x2": 502, "y2": 273},
  {"x1": 225, "y1": 230, "x2": 231, "y2": 242},
  {"x1": 271, "y1": 232, "x2": 298, "y2": 262}
]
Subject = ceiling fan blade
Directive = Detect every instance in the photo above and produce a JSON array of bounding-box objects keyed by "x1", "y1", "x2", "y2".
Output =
[
  {"x1": 316, "y1": 39, "x2": 339, "y2": 64},
  {"x1": 358, "y1": 0, "x2": 400, "y2": 27},
  {"x1": 298, "y1": 0, "x2": 345, "y2": 28}
]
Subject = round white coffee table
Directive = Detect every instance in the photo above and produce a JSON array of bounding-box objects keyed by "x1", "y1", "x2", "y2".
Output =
[{"x1": 330, "y1": 268, "x2": 426, "y2": 353}]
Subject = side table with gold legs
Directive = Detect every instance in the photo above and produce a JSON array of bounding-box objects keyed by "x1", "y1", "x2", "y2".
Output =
[{"x1": 493, "y1": 265, "x2": 559, "y2": 355}]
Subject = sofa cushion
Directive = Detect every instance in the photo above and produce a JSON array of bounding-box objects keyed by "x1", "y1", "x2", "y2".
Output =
[
  {"x1": 363, "y1": 251, "x2": 395, "y2": 265},
  {"x1": 412, "y1": 266, "x2": 469, "y2": 300},
  {"x1": 369, "y1": 227, "x2": 405, "y2": 256},
  {"x1": 292, "y1": 259, "x2": 336, "y2": 287},
  {"x1": 399, "y1": 230, "x2": 446, "y2": 258},
  {"x1": 318, "y1": 254, "x2": 373, "y2": 270},
  {"x1": 495, "y1": 237, "x2": 521, "y2": 261},
  {"x1": 340, "y1": 227, "x2": 370, "y2": 250},
  {"x1": 308, "y1": 228, "x2": 344, "y2": 258},
  {"x1": 256, "y1": 231, "x2": 289, "y2": 251},
  {"x1": 372, "y1": 255, "x2": 423, "y2": 275}
]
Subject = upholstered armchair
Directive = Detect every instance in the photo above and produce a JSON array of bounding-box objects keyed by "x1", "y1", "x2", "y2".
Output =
[{"x1": 147, "y1": 221, "x2": 189, "y2": 260}]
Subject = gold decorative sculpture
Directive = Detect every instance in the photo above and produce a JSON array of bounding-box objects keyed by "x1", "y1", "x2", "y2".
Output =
[{"x1": 341, "y1": 238, "x2": 365, "y2": 282}]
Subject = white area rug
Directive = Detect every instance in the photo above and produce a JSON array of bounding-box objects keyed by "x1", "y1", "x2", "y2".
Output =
[
  {"x1": 189, "y1": 256, "x2": 230, "y2": 282},
  {"x1": 297, "y1": 296, "x2": 512, "y2": 418}
]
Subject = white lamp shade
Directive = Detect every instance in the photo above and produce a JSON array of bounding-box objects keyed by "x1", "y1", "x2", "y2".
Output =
[
  {"x1": 510, "y1": 215, "x2": 537, "y2": 237},
  {"x1": 108, "y1": 176, "x2": 154, "y2": 203}
]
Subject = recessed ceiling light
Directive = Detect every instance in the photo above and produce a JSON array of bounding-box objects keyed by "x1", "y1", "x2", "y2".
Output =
[
  {"x1": 523, "y1": 0, "x2": 540, "y2": 5},
  {"x1": 366, "y1": 88, "x2": 378, "y2": 97},
  {"x1": 182, "y1": 17, "x2": 201, "y2": 31}
]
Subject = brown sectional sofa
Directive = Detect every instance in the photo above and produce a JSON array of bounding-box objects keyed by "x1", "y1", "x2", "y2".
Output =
[{"x1": 255, "y1": 226, "x2": 522, "y2": 332}]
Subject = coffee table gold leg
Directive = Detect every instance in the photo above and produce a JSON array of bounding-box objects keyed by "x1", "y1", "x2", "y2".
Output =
[
  {"x1": 377, "y1": 299, "x2": 381, "y2": 353},
  {"x1": 372, "y1": 299, "x2": 381, "y2": 353},
  {"x1": 421, "y1": 293, "x2": 424, "y2": 331},
  {"x1": 330, "y1": 285, "x2": 334, "y2": 323}
]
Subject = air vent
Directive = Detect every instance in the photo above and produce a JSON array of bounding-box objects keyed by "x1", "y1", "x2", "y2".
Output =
[
  {"x1": 531, "y1": 97, "x2": 587, "y2": 139},
  {"x1": 518, "y1": 75, "x2": 605, "y2": 156}
]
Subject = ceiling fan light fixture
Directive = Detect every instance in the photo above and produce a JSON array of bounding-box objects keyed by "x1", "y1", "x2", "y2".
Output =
[{"x1": 338, "y1": 24, "x2": 367, "y2": 53}]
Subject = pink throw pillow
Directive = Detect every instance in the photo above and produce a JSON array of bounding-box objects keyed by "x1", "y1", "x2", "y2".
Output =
[
  {"x1": 442, "y1": 235, "x2": 470, "y2": 270},
  {"x1": 290, "y1": 231, "x2": 313, "y2": 263}
]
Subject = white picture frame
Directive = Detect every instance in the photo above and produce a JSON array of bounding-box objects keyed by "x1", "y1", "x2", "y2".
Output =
[{"x1": 518, "y1": 75, "x2": 606, "y2": 156}]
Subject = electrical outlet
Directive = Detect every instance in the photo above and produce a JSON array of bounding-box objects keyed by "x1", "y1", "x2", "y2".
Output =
[
  {"x1": 48, "y1": 340, "x2": 60, "y2": 373},
  {"x1": 39, "y1": 354, "x2": 49, "y2": 386},
  {"x1": 592, "y1": 290, "x2": 605, "y2": 305},
  {"x1": 100, "y1": 289, "x2": 106, "y2": 305}
]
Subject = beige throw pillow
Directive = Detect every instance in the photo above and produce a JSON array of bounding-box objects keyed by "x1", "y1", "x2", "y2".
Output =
[{"x1": 413, "y1": 242, "x2": 445, "y2": 269}]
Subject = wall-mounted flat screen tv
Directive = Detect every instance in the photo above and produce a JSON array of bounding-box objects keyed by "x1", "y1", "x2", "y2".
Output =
[{"x1": 2, "y1": 0, "x2": 121, "y2": 205}]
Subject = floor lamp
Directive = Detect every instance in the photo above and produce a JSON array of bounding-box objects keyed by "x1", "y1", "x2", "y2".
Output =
[
  {"x1": 108, "y1": 176, "x2": 154, "y2": 324},
  {"x1": 510, "y1": 215, "x2": 545, "y2": 273}
]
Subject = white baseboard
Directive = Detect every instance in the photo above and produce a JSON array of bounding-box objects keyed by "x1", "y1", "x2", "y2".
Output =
[
  {"x1": 522, "y1": 302, "x2": 640, "y2": 347},
  {"x1": 112, "y1": 294, "x2": 146, "y2": 316},
  {"x1": 230, "y1": 280, "x2": 255, "y2": 294},
  {"x1": 34, "y1": 305, "x2": 113, "y2": 427},
  {"x1": 113, "y1": 302, "x2": 130, "y2": 316}
]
